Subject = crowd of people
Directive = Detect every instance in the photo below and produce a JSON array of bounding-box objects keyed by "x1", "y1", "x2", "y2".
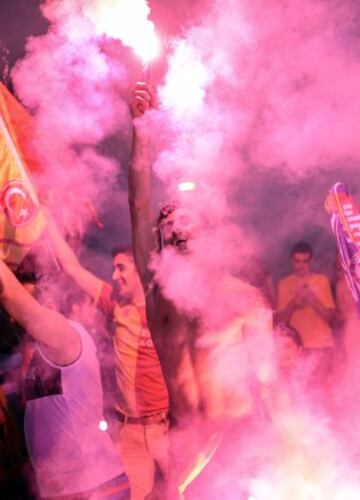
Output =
[{"x1": 0, "y1": 81, "x2": 359, "y2": 500}]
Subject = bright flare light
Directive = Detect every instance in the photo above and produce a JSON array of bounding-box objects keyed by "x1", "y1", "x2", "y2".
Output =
[
  {"x1": 161, "y1": 41, "x2": 209, "y2": 118},
  {"x1": 85, "y1": 0, "x2": 160, "y2": 63},
  {"x1": 178, "y1": 181, "x2": 197, "y2": 192},
  {"x1": 99, "y1": 420, "x2": 108, "y2": 432}
]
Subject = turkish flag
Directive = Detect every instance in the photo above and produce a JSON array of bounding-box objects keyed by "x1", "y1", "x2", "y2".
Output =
[{"x1": 0, "y1": 82, "x2": 46, "y2": 269}]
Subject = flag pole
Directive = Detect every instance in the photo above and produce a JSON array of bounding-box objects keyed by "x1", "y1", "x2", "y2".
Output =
[{"x1": 0, "y1": 114, "x2": 39, "y2": 203}]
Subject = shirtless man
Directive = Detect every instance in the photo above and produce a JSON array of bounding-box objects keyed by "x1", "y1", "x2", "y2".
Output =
[
  {"x1": 129, "y1": 86, "x2": 202, "y2": 421},
  {"x1": 128, "y1": 83, "x2": 274, "y2": 497}
]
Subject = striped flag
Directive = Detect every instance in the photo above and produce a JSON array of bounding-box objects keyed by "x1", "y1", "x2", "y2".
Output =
[
  {"x1": 325, "y1": 182, "x2": 360, "y2": 313},
  {"x1": 0, "y1": 82, "x2": 46, "y2": 269}
]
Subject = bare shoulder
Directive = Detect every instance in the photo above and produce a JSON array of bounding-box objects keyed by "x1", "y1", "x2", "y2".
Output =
[
  {"x1": 37, "y1": 316, "x2": 82, "y2": 367},
  {"x1": 313, "y1": 272, "x2": 330, "y2": 282},
  {"x1": 278, "y1": 273, "x2": 295, "y2": 287},
  {"x1": 222, "y1": 275, "x2": 268, "y2": 310}
]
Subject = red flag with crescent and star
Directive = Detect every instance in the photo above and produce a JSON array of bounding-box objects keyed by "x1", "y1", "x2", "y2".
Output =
[{"x1": 0, "y1": 82, "x2": 46, "y2": 269}]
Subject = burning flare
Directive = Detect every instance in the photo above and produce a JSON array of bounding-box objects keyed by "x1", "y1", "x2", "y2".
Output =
[{"x1": 84, "y1": 0, "x2": 160, "y2": 63}]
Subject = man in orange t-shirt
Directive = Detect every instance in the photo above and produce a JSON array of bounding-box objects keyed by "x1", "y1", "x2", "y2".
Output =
[
  {"x1": 47, "y1": 216, "x2": 169, "y2": 500},
  {"x1": 277, "y1": 241, "x2": 335, "y2": 352}
]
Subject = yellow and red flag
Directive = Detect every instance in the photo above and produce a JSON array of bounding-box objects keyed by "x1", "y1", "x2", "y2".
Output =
[{"x1": 0, "y1": 82, "x2": 46, "y2": 269}]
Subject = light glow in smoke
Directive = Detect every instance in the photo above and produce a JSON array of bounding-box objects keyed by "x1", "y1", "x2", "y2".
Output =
[
  {"x1": 333, "y1": 485, "x2": 360, "y2": 500},
  {"x1": 12, "y1": 0, "x2": 130, "y2": 236},
  {"x1": 250, "y1": 476, "x2": 360, "y2": 500},
  {"x1": 99, "y1": 420, "x2": 108, "y2": 432},
  {"x1": 161, "y1": 40, "x2": 210, "y2": 119},
  {"x1": 84, "y1": 0, "x2": 160, "y2": 63},
  {"x1": 178, "y1": 181, "x2": 196, "y2": 192}
]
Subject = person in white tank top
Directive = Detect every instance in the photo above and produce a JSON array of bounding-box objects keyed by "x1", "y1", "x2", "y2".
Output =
[{"x1": 0, "y1": 260, "x2": 130, "y2": 499}]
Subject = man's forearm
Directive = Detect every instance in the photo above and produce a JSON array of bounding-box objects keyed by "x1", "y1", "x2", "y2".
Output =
[
  {"x1": 46, "y1": 214, "x2": 102, "y2": 300},
  {"x1": 128, "y1": 82, "x2": 158, "y2": 287},
  {"x1": 0, "y1": 260, "x2": 80, "y2": 365},
  {"x1": 0, "y1": 260, "x2": 54, "y2": 341},
  {"x1": 129, "y1": 126, "x2": 151, "y2": 211},
  {"x1": 47, "y1": 215, "x2": 80, "y2": 275},
  {"x1": 275, "y1": 299, "x2": 296, "y2": 323},
  {"x1": 311, "y1": 299, "x2": 335, "y2": 323}
]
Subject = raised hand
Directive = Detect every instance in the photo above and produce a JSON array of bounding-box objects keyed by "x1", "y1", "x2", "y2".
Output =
[{"x1": 130, "y1": 82, "x2": 155, "y2": 118}]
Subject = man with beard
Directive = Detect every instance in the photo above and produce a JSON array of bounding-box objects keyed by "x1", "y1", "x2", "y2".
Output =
[
  {"x1": 129, "y1": 83, "x2": 275, "y2": 498},
  {"x1": 47, "y1": 220, "x2": 169, "y2": 500}
]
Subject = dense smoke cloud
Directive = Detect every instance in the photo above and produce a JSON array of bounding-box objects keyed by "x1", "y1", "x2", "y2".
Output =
[
  {"x1": 11, "y1": 0, "x2": 133, "y2": 235},
  {"x1": 135, "y1": 1, "x2": 360, "y2": 496},
  {"x1": 142, "y1": 0, "x2": 360, "y2": 309}
]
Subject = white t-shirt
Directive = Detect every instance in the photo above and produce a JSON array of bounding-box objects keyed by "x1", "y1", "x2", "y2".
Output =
[{"x1": 24, "y1": 320, "x2": 123, "y2": 497}]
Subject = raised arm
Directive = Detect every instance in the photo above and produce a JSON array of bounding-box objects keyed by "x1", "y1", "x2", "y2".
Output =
[
  {"x1": 0, "y1": 260, "x2": 81, "y2": 366},
  {"x1": 46, "y1": 213, "x2": 103, "y2": 301},
  {"x1": 275, "y1": 297, "x2": 298, "y2": 324},
  {"x1": 275, "y1": 280, "x2": 299, "y2": 324},
  {"x1": 128, "y1": 82, "x2": 157, "y2": 290}
]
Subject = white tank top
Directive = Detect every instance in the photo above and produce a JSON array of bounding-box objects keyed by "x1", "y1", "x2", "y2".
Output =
[{"x1": 24, "y1": 320, "x2": 123, "y2": 497}]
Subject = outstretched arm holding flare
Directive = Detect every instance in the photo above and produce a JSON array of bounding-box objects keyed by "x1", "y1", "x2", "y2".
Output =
[
  {"x1": 128, "y1": 82, "x2": 158, "y2": 291},
  {"x1": 128, "y1": 82, "x2": 201, "y2": 417},
  {"x1": 128, "y1": 83, "x2": 206, "y2": 498},
  {"x1": 0, "y1": 259, "x2": 81, "y2": 366}
]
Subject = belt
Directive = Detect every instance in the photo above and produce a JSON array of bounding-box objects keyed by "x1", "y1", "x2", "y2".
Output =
[{"x1": 117, "y1": 411, "x2": 169, "y2": 426}]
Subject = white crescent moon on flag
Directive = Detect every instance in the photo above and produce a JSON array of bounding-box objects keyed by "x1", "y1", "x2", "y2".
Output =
[
  {"x1": 0, "y1": 180, "x2": 37, "y2": 227},
  {"x1": 4, "y1": 186, "x2": 27, "y2": 214}
]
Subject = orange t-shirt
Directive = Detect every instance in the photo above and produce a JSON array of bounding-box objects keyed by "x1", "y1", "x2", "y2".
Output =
[
  {"x1": 277, "y1": 273, "x2": 335, "y2": 349},
  {"x1": 98, "y1": 283, "x2": 169, "y2": 417}
]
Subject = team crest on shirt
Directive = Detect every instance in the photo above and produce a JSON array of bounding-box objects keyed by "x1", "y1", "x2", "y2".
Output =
[
  {"x1": 139, "y1": 327, "x2": 155, "y2": 349},
  {"x1": 113, "y1": 304, "x2": 155, "y2": 349}
]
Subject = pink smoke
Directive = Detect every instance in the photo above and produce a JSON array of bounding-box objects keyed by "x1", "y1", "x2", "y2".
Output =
[
  {"x1": 137, "y1": 0, "x2": 360, "y2": 496},
  {"x1": 144, "y1": 0, "x2": 360, "y2": 309},
  {"x1": 11, "y1": 0, "x2": 135, "y2": 233},
  {"x1": 10, "y1": 0, "x2": 360, "y2": 496}
]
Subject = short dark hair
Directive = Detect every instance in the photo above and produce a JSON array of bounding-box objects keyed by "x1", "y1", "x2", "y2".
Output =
[
  {"x1": 111, "y1": 246, "x2": 133, "y2": 259},
  {"x1": 155, "y1": 201, "x2": 179, "y2": 251},
  {"x1": 290, "y1": 241, "x2": 313, "y2": 258},
  {"x1": 274, "y1": 322, "x2": 303, "y2": 348},
  {"x1": 157, "y1": 201, "x2": 179, "y2": 225}
]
